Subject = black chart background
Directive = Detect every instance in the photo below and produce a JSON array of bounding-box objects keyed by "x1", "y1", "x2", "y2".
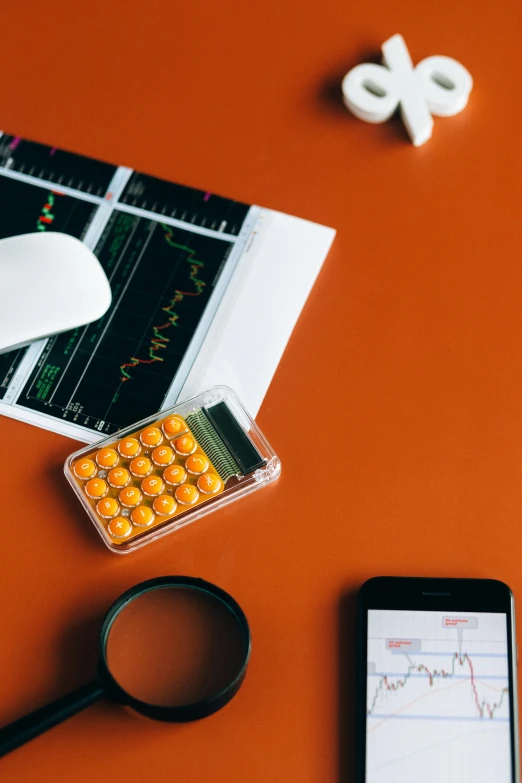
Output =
[
  {"x1": 0, "y1": 135, "x2": 117, "y2": 197},
  {"x1": 120, "y1": 171, "x2": 250, "y2": 236}
]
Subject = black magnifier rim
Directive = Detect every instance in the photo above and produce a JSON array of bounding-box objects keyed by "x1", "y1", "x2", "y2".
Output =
[{"x1": 98, "y1": 576, "x2": 251, "y2": 723}]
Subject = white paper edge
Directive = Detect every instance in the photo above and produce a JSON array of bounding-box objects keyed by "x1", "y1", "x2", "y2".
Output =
[{"x1": 177, "y1": 208, "x2": 336, "y2": 417}]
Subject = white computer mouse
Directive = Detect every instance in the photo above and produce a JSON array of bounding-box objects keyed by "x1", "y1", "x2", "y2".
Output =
[{"x1": 0, "y1": 232, "x2": 112, "y2": 353}]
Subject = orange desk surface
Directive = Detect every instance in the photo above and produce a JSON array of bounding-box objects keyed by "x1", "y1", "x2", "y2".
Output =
[{"x1": 1, "y1": 0, "x2": 521, "y2": 780}]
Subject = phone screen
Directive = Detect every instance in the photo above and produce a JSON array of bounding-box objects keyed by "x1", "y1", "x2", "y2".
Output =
[{"x1": 366, "y1": 609, "x2": 512, "y2": 782}]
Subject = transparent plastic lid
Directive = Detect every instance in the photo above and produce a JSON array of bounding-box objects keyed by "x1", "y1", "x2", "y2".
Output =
[{"x1": 64, "y1": 386, "x2": 280, "y2": 553}]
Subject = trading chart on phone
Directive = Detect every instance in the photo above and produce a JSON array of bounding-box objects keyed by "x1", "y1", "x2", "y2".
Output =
[
  {"x1": 0, "y1": 133, "x2": 257, "y2": 437},
  {"x1": 366, "y1": 610, "x2": 512, "y2": 783}
]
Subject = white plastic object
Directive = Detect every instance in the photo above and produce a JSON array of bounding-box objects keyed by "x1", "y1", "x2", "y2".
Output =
[
  {"x1": 0, "y1": 232, "x2": 112, "y2": 353},
  {"x1": 342, "y1": 34, "x2": 473, "y2": 146}
]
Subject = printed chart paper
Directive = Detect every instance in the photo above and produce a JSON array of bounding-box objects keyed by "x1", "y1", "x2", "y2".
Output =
[{"x1": 0, "y1": 134, "x2": 335, "y2": 441}]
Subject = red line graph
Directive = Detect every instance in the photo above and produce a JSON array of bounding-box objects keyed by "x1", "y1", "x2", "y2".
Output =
[
  {"x1": 368, "y1": 653, "x2": 509, "y2": 719},
  {"x1": 119, "y1": 225, "x2": 207, "y2": 382}
]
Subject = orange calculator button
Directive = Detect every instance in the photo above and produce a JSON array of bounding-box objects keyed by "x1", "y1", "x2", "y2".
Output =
[
  {"x1": 119, "y1": 486, "x2": 142, "y2": 507},
  {"x1": 185, "y1": 453, "x2": 210, "y2": 475},
  {"x1": 141, "y1": 475, "x2": 165, "y2": 496},
  {"x1": 108, "y1": 517, "x2": 132, "y2": 539},
  {"x1": 118, "y1": 438, "x2": 141, "y2": 458},
  {"x1": 163, "y1": 464, "x2": 187, "y2": 485},
  {"x1": 73, "y1": 459, "x2": 97, "y2": 479},
  {"x1": 85, "y1": 478, "x2": 108, "y2": 498},
  {"x1": 162, "y1": 415, "x2": 187, "y2": 438},
  {"x1": 140, "y1": 427, "x2": 163, "y2": 447},
  {"x1": 151, "y1": 446, "x2": 175, "y2": 466},
  {"x1": 95, "y1": 448, "x2": 119, "y2": 469},
  {"x1": 153, "y1": 495, "x2": 177, "y2": 515},
  {"x1": 107, "y1": 467, "x2": 131, "y2": 488},
  {"x1": 131, "y1": 506, "x2": 155, "y2": 527},
  {"x1": 197, "y1": 473, "x2": 223, "y2": 494},
  {"x1": 96, "y1": 497, "x2": 119, "y2": 518},
  {"x1": 175, "y1": 484, "x2": 199, "y2": 505},
  {"x1": 129, "y1": 456, "x2": 152, "y2": 477},
  {"x1": 174, "y1": 434, "x2": 197, "y2": 455}
]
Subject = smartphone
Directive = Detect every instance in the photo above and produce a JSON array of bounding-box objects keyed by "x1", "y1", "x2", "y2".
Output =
[{"x1": 356, "y1": 577, "x2": 519, "y2": 783}]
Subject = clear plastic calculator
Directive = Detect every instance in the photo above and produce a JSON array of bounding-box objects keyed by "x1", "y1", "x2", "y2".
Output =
[{"x1": 64, "y1": 387, "x2": 280, "y2": 553}]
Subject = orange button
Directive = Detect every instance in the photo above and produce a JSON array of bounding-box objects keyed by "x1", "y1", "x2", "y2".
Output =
[
  {"x1": 175, "y1": 484, "x2": 199, "y2": 505},
  {"x1": 73, "y1": 459, "x2": 97, "y2": 479},
  {"x1": 96, "y1": 497, "x2": 119, "y2": 518},
  {"x1": 174, "y1": 434, "x2": 197, "y2": 455},
  {"x1": 197, "y1": 473, "x2": 223, "y2": 494},
  {"x1": 95, "y1": 448, "x2": 119, "y2": 468},
  {"x1": 129, "y1": 456, "x2": 152, "y2": 477},
  {"x1": 85, "y1": 478, "x2": 108, "y2": 498},
  {"x1": 140, "y1": 427, "x2": 163, "y2": 447},
  {"x1": 162, "y1": 415, "x2": 187, "y2": 438},
  {"x1": 107, "y1": 467, "x2": 131, "y2": 488},
  {"x1": 141, "y1": 475, "x2": 165, "y2": 496},
  {"x1": 131, "y1": 506, "x2": 155, "y2": 527},
  {"x1": 163, "y1": 464, "x2": 187, "y2": 485},
  {"x1": 118, "y1": 438, "x2": 141, "y2": 458},
  {"x1": 119, "y1": 486, "x2": 142, "y2": 507},
  {"x1": 153, "y1": 494, "x2": 177, "y2": 515},
  {"x1": 185, "y1": 453, "x2": 210, "y2": 475},
  {"x1": 151, "y1": 445, "x2": 175, "y2": 466},
  {"x1": 108, "y1": 517, "x2": 133, "y2": 539}
]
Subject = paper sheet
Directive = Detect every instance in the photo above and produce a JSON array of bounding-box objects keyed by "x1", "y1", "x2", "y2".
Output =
[{"x1": 0, "y1": 133, "x2": 335, "y2": 442}]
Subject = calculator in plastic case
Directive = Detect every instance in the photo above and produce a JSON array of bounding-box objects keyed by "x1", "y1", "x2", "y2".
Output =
[{"x1": 64, "y1": 387, "x2": 280, "y2": 553}]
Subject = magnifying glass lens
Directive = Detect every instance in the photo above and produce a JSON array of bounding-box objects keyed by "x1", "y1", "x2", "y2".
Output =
[
  {"x1": 105, "y1": 586, "x2": 247, "y2": 707},
  {"x1": 0, "y1": 577, "x2": 250, "y2": 757}
]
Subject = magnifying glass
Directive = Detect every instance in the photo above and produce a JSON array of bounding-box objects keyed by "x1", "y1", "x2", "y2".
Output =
[{"x1": 0, "y1": 576, "x2": 250, "y2": 756}]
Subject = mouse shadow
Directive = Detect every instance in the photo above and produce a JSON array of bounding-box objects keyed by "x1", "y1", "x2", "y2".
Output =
[
  {"x1": 317, "y1": 48, "x2": 409, "y2": 144},
  {"x1": 338, "y1": 588, "x2": 358, "y2": 783}
]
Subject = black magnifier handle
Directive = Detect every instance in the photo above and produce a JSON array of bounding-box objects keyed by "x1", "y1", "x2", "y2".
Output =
[{"x1": 0, "y1": 680, "x2": 104, "y2": 757}]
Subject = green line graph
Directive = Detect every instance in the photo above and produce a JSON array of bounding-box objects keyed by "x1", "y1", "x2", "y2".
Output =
[{"x1": 119, "y1": 224, "x2": 207, "y2": 382}]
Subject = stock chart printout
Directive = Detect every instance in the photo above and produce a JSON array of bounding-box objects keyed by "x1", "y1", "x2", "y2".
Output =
[
  {"x1": 0, "y1": 133, "x2": 255, "y2": 438},
  {"x1": 366, "y1": 610, "x2": 512, "y2": 783}
]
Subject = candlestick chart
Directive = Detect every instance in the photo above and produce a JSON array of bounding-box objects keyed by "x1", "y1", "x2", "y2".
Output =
[
  {"x1": 368, "y1": 652, "x2": 509, "y2": 721},
  {"x1": 0, "y1": 176, "x2": 97, "y2": 240}
]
